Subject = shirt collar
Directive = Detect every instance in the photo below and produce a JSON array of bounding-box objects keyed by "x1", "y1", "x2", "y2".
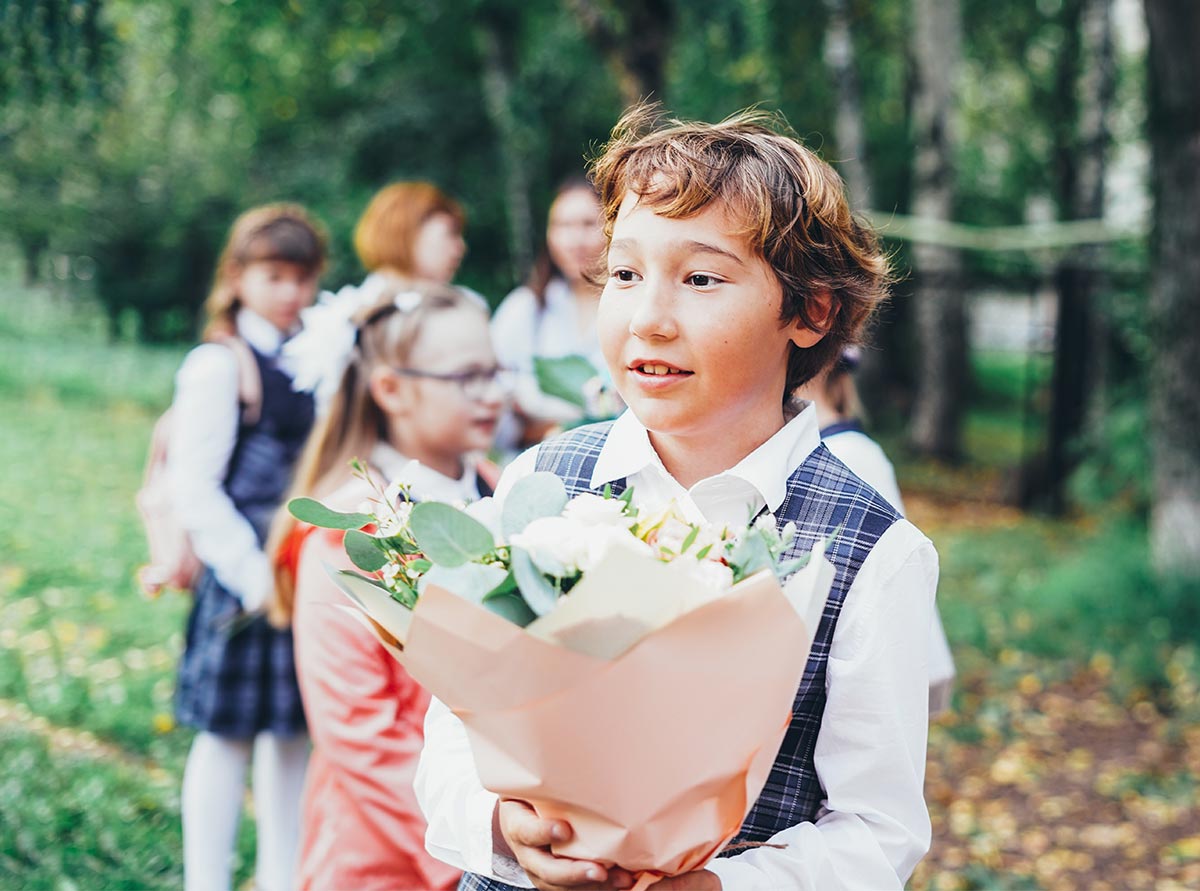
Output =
[
  {"x1": 236, "y1": 308, "x2": 287, "y2": 355},
  {"x1": 370, "y1": 442, "x2": 480, "y2": 504},
  {"x1": 590, "y1": 403, "x2": 822, "y2": 513}
]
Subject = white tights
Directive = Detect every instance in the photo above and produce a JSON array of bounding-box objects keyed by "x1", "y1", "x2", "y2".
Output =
[{"x1": 182, "y1": 731, "x2": 309, "y2": 891}]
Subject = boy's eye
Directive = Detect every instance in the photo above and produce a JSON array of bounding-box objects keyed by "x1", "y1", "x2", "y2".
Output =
[
  {"x1": 612, "y1": 268, "x2": 640, "y2": 283},
  {"x1": 686, "y1": 273, "x2": 720, "y2": 288}
]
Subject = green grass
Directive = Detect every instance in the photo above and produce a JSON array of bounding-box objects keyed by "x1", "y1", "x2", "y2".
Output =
[
  {"x1": 0, "y1": 724, "x2": 182, "y2": 889},
  {"x1": 0, "y1": 281, "x2": 261, "y2": 887}
]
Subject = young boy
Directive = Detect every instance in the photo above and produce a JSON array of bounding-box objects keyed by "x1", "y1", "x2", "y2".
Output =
[{"x1": 415, "y1": 107, "x2": 939, "y2": 891}]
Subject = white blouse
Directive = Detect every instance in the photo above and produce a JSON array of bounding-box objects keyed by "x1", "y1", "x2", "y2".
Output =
[
  {"x1": 166, "y1": 310, "x2": 286, "y2": 612},
  {"x1": 414, "y1": 405, "x2": 940, "y2": 890}
]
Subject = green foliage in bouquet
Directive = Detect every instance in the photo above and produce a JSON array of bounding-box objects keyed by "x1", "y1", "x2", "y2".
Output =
[{"x1": 288, "y1": 459, "x2": 828, "y2": 629}]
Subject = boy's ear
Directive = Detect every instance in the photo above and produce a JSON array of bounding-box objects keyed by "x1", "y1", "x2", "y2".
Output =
[{"x1": 789, "y1": 289, "x2": 835, "y2": 349}]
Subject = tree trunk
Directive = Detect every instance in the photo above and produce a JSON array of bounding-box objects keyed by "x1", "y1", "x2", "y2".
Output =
[
  {"x1": 822, "y1": 0, "x2": 871, "y2": 211},
  {"x1": 908, "y1": 0, "x2": 967, "y2": 460},
  {"x1": 822, "y1": 0, "x2": 895, "y2": 418},
  {"x1": 1040, "y1": 0, "x2": 1116, "y2": 513},
  {"x1": 476, "y1": 14, "x2": 535, "y2": 285},
  {"x1": 1144, "y1": 0, "x2": 1200, "y2": 575},
  {"x1": 566, "y1": 0, "x2": 673, "y2": 105}
]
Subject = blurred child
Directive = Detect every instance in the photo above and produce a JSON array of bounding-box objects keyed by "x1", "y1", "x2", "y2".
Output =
[
  {"x1": 353, "y1": 181, "x2": 483, "y2": 302},
  {"x1": 798, "y1": 350, "x2": 956, "y2": 715},
  {"x1": 416, "y1": 107, "x2": 940, "y2": 891},
  {"x1": 168, "y1": 204, "x2": 326, "y2": 891},
  {"x1": 269, "y1": 282, "x2": 505, "y2": 891},
  {"x1": 492, "y1": 177, "x2": 609, "y2": 449}
]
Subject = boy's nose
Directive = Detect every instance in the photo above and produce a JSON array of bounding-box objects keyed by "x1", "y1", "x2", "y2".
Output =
[{"x1": 627, "y1": 278, "x2": 678, "y2": 340}]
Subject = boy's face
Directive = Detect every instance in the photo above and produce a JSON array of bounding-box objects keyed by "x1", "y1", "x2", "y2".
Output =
[{"x1": 598, "y1": 191, "x2": 823, "y2": 444}]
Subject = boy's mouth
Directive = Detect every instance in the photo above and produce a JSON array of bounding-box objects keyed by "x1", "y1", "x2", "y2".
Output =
[{"x1": 629, "y1": 360, "x2": 693, "y2": 377}]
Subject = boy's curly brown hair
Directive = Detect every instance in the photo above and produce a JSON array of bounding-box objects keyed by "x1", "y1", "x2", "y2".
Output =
[{"x1": 589, "y1": 105, "x2": 894, "y2": 397}]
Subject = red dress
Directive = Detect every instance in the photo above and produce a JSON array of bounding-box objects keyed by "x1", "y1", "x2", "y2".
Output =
[{"x1": 285, "y1": 521, "x2": 461, "y2": 890}]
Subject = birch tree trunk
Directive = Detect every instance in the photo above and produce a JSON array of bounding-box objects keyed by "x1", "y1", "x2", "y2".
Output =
[
  {"x1": 1144, "y1": 0, "x2": 1200, "y2": 575},
  {"x1": 908, "y1": 0, "x2": 967, "y2": 460},
  {"x1": 822, "y1": 0, "x2": 871, "y2": 211}
]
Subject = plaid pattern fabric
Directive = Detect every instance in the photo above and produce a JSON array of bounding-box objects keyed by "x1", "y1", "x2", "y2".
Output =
[
  {"x1": 459, "y1": 422, "x2": 901, "y2": 889},
  {"x1": 175, "y1": 348, "x2": 313, "y2": 738}
]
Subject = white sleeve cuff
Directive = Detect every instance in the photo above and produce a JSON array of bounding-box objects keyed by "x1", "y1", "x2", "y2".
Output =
[{"x1": 706, "y1": 856, "x2": 772, "y2": 891}]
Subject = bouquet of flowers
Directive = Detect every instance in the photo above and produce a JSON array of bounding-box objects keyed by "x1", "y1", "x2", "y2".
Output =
[{"x1": 290, "y1": 465, "x2": 835, "y2": 888}]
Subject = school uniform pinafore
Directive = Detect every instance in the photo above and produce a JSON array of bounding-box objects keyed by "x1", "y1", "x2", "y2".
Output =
[{"x1": 175, "y1": 345, "x2": 315, "y2": 738}]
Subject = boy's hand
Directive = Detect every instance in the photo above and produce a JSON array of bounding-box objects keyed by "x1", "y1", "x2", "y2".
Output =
[{"x1": 497, "y1": 798, "x2": 635, "y2": 891}]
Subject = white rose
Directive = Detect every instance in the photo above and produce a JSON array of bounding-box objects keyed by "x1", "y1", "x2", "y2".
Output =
[
  {"x1": 579, "y1": 525, "x2": 652, "y2": 573},
  {"x1": 682, "y1": 557, "x2": 735, "y2": 602},
  {"x1": 562, "y1": 493, "x2": 635, "y2": 529},
  {"x1": 510, "y1": 516, "x2": 590, "y2": 577}
]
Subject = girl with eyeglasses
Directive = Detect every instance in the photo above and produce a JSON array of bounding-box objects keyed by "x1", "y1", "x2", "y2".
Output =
[{"x1": 266, "y1": 281, "x2": 504, "y2": 891}]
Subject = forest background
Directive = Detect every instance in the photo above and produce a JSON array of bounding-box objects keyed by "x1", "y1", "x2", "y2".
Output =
[{"x1": 2, "y1": 1, "x2": 1200, "y2": 888}]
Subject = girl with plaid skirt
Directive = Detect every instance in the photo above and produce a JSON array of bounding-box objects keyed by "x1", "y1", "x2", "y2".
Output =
[{"x1": 168, "y1": 205, "x2": 326, "y2": 891}]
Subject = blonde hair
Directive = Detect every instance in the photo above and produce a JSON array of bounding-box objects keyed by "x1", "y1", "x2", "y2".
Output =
[
  {"x1": 267, "y1": 281, "x2": 484, "y2": 625},
  {"x1": 353, "y1": 182, "x2": 466, "y2": 275},
  {"x1": 202, "y1": 204, "x2": 327, "y2": 341},
  {"x1": 589, "y1": 104, "x2": 894, "y2": 396}
]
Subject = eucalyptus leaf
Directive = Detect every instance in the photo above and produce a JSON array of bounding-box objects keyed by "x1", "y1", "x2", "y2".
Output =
[
  {"x1": 410, "y1": 502, "x2": 495, "y2": 567},
  {"x1": 344, "y1": 529, "x2": 388, "y2": 572},
  {"x1": 420, "y1": 562, "x2": 509, "y2": 605},
  {"x1": 501, "y1": 472, "x2": 568, "y2": 538},
  {"x1": 288, "y1": 497, "x2": 372, "y2": 530},
  {"x1": 730, "y1": 533, "x2": 774, "y2": 583},
  {"x1": 533, "y1": 355, "x2": 596, "y2": 409},
  {"x1": 510, "y1": 547, "x2": 560, "y2": 617},
  {"x1": 482, "y1": 570, "x2": 518, "y2": 600},
  {"x1": 482, "y1": 592, "x2": 538, "y2": 627}
]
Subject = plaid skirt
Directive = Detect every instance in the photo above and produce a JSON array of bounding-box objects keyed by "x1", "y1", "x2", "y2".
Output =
[{"x1": 175, "y1": 568, "x2": 306, "y2": 738}]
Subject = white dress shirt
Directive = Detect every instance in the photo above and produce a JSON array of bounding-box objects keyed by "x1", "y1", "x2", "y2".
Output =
[
  {"x1": 821, "y1": 429, "x2": 956, "y2": 711},
  {"x1": 415, "y1": 405, "x2": 939, "y2": 890},
  {"x1": 491, "y1": 279, "x2": 607, "y2": 451},
  {"x1": 166, "y1": 310, "x2": 285, "y2": 612}
]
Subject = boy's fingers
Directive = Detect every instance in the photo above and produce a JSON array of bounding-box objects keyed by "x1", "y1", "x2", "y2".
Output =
[
  {"x1": 521, "y1": 845, "x2": 609, "y2": 888},
  {"x1": 500, "y1": 799, "x2": 571, "y2": 848}
]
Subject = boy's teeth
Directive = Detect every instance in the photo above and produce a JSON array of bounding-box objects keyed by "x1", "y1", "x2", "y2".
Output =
[{"x1": 640, "y1": 364, "x2": 675, "y2": 375}]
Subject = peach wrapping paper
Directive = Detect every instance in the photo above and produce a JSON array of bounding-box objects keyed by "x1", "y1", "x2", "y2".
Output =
[{"x1": 337, "y1": 548, "x2": 834, "y2": 884}]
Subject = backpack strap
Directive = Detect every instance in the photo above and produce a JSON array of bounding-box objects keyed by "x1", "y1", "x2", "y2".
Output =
[{"x1": 214, "y1": 335, "x2": 263, "y2": 427}]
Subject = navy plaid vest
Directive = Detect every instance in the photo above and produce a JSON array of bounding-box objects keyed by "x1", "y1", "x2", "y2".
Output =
[{"x1": 458, "y1": 422, "x2": 901, "y2": 891}]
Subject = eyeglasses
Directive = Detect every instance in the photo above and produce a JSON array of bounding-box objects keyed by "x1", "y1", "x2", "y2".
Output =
[{"x1": 391, "y1": 365, "x2": 513, "y2": 401}]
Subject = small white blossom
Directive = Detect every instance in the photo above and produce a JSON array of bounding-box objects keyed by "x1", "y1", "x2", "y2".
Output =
[
  {"x1": 381, "y1": 562, "x2": 403, "y2": 587},
  {"x1": 378, "y1": 501, "x2": 412, "y2": 537}
]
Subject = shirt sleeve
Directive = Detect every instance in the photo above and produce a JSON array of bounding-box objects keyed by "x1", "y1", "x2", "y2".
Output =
[
  {"x1": 166, "y1": 343, "x2": 271, "y2": 610},
  {"x1": 706, "y1": 520, "x2": 938, "y2": 891},
  {"x1": 293, "y1": 532, "x2": 446, "y2": 882},
  {"x1": 414, "y1": 446, "x2": 541, "y2": 887}
]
